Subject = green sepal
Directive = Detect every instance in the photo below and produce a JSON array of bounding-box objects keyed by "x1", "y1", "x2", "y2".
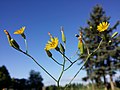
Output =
[
  {"x1": 21, "y1": 33, "x2": 26, "y2": 39},
  {"x1": 60, "y1": 43, "x2": 65, "y2": 53},
  {"x1": 55, "y1": 46, "x2": 60, "y2": 51},
  {"x1": 10, "y1": 39, "x2": 20, "y2": 50},
  {"x1": 45, "y1": 50, "x2": 52, "y2": 57},
  {"x1": 7, "y1": 35, "x2": 12, "y2": 46}
]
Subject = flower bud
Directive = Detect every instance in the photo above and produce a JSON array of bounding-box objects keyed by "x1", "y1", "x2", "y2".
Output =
[
  {"x1": 45, "y1": 50, "x2": 52, "y2": 57},
  {"x1": 10, "y1": 39, "x2": 20, "y2": 50},
  {"x1": 60, "y1": 43, "x2": 65, "y2": 53},
  {"x1": 48, "y1": 32, "x2": 52, "y2": 39},
  {"x1": 111, "y1": 32, "x2": 118, "y2": 38},
  {"x1": 4, "y1": 30, "x2": 12, "y2": 46},
  {"x1": 78, "y1": 41, "x2": 84, "y2": 55},
  {"x1": 61, "y1": 27, "x2": 66, "y2": 43}
]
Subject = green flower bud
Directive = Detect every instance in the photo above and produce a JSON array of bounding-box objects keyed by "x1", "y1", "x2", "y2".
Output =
[
  {"x1": 111, "y1": 32, "x2": 118, "y2": 38},
  {"x1": 10, "y1": 39, "x2": 20, "y2": 50},
  {"x1": 60, "y1": 43, "x2": 65, "y2": 53},
  {"x1": 61, "y1": 27, "x2": 66, "y2": 43},
  {"x1": 45, "y1": 50, "x2": 52, "y2": 57},
  {"x1": 4, "y1": 30, "x2": 12, "y2": 46},
  {"x1": 78, "y1": 41, "x2": 84, "y2": 55}
]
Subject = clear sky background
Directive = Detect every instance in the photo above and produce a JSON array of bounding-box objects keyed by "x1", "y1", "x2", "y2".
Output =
[{"x1": 0, "y1": 0, "x2": 120, "y2": 86}]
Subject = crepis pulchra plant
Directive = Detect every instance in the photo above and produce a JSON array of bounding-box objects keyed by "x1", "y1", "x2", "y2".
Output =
[{"x1": 4, "y1": 22, "x2": 118, "y2": 89}]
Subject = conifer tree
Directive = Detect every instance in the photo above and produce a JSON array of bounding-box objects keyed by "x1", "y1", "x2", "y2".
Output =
[{"x1": 80, "y1": 4, "x2": 120, "y2": 90}]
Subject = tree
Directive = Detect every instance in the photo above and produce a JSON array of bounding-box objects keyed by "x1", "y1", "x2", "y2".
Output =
[
  {"x1": 10, "y1": 78, "x2": 29, "y2": 90},
  {"x1": 0, "y1": 65, "x2": 11, "y2": 89},
  {"x1": 28, "y1": 70, "x2": 44, "y2": 90},
  {"x1": 80, "y1": 4, "x2": 120, "y2": 90}
]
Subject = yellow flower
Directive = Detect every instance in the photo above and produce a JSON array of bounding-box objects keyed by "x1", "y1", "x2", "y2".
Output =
[
  {"x1": 45, "y1": 37, "x2": 59, "y2": 50},
  {"x1": 97, "y1": 22, "x2": 110, "y2": 32},
  {"x1": 14, "y1": 26, "x2": 25, "y2": 34},
  {"x1": 14, "y1": 26, "x2": 26, "y2": 39}
]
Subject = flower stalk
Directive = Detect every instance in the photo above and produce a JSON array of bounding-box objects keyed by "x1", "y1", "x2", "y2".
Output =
[{"x1": 4, "y1": 21, "x2": 115, "y2": 90}]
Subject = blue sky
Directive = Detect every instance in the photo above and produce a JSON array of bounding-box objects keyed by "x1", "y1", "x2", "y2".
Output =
[{"x1": 0, "y1": 0, "x2": 120, "y2": 86}]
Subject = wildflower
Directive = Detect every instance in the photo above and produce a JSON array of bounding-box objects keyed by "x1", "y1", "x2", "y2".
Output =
[
  {"x1": 14, "y1": 26, "x2": 25, "y2": 34},
  {"x1": 97, "y1": 22, "x2": 110, "y2": 32},
  {"x1": 45, "y1": 37, "x2": 59, "y2": 51},
  {"x1": 14, "y1": 26, "x2": 26, "y2": 39}
]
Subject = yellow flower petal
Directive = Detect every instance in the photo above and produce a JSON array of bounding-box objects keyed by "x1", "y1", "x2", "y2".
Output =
[
  {"x1": 14, "y1": 26, "x2": 25, "y2": 34},
  {"x1": 97, "y1": 22, "x2": 110, "y2": 32},
  {"x1": 45, "y1": 37, "x2": 59, "y2": 50}
]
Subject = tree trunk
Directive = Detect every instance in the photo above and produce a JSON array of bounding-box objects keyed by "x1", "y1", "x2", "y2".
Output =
[
  {"x1": 110, "y1": 75, "x2": 115, "y2": 90},
  {"x1": 103, "y1": 75, "x2": 108, "y2": 90},
  {"x1": 91, "y1": 79, "x2": 95, "y2": 90}
]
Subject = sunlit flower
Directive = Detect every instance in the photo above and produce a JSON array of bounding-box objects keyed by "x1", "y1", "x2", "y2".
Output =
[
  {"x1": 97, "y1": 22, "x2": 110, "y2": 32},
  {"x1": 14, "y1": 26, "x2": 26, "y2": 39},
  {"x1": 14, "y1": 26, "x2": 25, "y2": 34},
  {"x1": 45, "y1": 37, "x2": 59, "y2": 50}
]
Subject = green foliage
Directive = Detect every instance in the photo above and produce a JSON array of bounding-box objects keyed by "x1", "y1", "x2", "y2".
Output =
[
  {"x1": 28, "y1": 70, "x2": 44, "y2": 89},
  {"x1": 80, "y1": 4, "x2": 120, "y2": 90},
  {"x1": 0, "y1": 65, "x2": 11, "y2": 89}
]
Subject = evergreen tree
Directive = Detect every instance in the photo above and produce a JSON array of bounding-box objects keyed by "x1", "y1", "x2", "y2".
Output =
[{"x1": 80, "y1": 4, "x2": 120, "y2": 90}]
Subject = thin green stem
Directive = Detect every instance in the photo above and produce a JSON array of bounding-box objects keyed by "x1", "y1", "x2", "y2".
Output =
[
  {"x1": 64, "y1": 43, "x2": 66, "y2": 50},
  {"x1": 64, "y1": 38, "x2": 103, "y2": 90},
  {"x1": 65, "y1": 53, "x2": 91, "y2": 89},
  {"x1": 24, "y1": 39, "x2": 28, "y2": 53},
  {"x1": 69, "y1": 50, "x2": 79, "y2": 59},
  {"x1": 64, "y1": 58, "x2": 79, "y2": 71},
  {"x1": 83, "y1": 39, "x2": 90, "y2": 55},
  {"x1": 51, "y1": 57, "x2": 63, "y2": 66},
  {"x1": 57, "y1": 54, "x2": 66, "y2": 88},
  {"x1": 17, "y1": 49, "x2": 57, "y2": 82},
  {"x1": 59, "y1": 50, "x2": 72, "y2": 63}
]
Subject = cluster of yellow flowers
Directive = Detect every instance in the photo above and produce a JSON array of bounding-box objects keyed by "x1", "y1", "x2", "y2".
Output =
[
  {"x1": 4, "y1": 22, "x2": 110, "y2": 52},
  {"x1": 4, "y1": 21, "x2": 118, "y2": 88},
  {"x1": 44, "y1": 22, "x2": 110, "y2": 51}
]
